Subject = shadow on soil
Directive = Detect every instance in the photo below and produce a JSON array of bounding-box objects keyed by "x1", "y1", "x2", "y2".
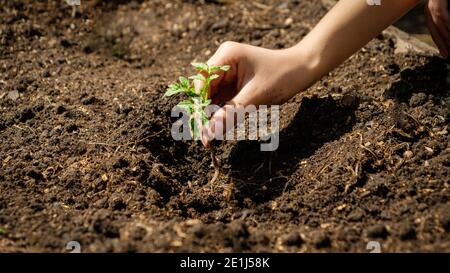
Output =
[
  {"x1": 228, "y1": 94, "x2": 359, "y2": 204},
  {"x1": 384, "y1": 56, "x2": 449, "y2": 102},
  {"x1": 382, "y1": 56, "x2": 449, "y2": 141}
]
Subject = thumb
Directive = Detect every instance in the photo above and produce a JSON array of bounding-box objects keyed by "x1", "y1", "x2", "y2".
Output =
[{"x1": 204, "y1": 42, "x2": 241, "y2": 99}]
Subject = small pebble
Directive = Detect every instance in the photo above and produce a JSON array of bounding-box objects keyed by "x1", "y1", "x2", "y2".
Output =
[
  {"x1": 312, "y1": 232, "x2": 331, "y2": 248},
  {"x1": 42, "y1": 70, "x2": 51, "y2": 77},
  {"x1": 348, "y1": 208, "x2": 365, "y2": 222},
  {"x1": 398, "y1": 223, "x2": 416, "y2": 240},
  {"x1": 281, "y1": 232, "x2": 303, "y2": 247},
  {"x1": 55, "y1": 105, "x2": 66, "y2": 114},
  {"x1": 403, "y1": 150, "x2": 413, "y2": 159},
  {"x1": 284, "y1": 18, "x2": 293, "y2": 26},
  {"x1": 191, "y1": 224, "x2": 206, "y2": 238},
  {"x1": 7, "y1": 90, "x2": 19, "y2": 101},
  {"x1": 439, "y1": 210, "x2": 450, "y2": 231},
  {"x1": 366, "y1": 224, "x2": 388, "y2": 239},
  {"x1": 109, "y1": 195, "x2": 126, "y2": 210}
]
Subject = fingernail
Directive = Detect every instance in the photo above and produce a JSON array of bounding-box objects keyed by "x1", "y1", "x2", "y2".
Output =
[
  {"x1": 201, "y1": 135, "x2": 209, "y2": 148},
  {"x1": 207, "y1": 126, "x2": 215, "y2": 142},
  {"x1": 202, "y1": 125, "x2": 213, "y2": 148},
  {"x1": 201, "y1": 128, "x2": 209, "y2": 147}
]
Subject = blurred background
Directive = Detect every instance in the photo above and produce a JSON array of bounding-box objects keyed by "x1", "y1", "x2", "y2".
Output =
[{"x1": 395, "y1": 1, "x2": 436, "y2": 48}]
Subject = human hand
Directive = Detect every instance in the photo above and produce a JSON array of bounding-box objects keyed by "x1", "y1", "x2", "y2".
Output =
[
  {"x1": 194, "y1": 41, "x2": 315, "y2": 147},
  {"x1": 425, "y1": 0, "x2": 450, "y2": 58}
]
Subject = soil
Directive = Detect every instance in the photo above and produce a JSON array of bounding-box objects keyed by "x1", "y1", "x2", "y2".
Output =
[{"x1": 0, "y1": 0, "x2": 449, "y2": 252}]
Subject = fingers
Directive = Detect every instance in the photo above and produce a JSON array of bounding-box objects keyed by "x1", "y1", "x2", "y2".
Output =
[
  {"x1": 201, "y1": 105, "x2": 228, "y2": 148},
  {"x1": 193, "y1": 41, "x2": 241, "y2": 99},
  {"x1": 426, "y1": 0, "x2": 450, "y2": 58},
  {"x1": 426, "y1": 8, "x2": 449, "y2": 58},
  {"x1": 201, "y1": 80, "x2": 256, "y2": 148},
  {"x1": 210, "y1": 82, "x2": 238, "y2": 105},
  {"x1": 207, "y1": 42, "x2": 241, "y2": 99},
  {"x1": 434, "y1": 12, "x2": 450, "y2": 48}
]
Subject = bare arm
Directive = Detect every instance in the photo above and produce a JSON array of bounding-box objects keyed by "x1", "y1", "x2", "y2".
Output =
[
  {"x1": 425, "y1": 0, "x2": 450, "y2": 58},
  {"x1": 287, "y1": 0, "x2": 421, "y2": 95},
  {"x1": 201, "y1": 0, "x2": 421, "y2": 146}
]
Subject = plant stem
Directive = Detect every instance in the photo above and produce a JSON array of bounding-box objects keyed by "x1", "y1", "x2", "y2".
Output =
[
  {"x1": 203, "y1": 80, "x2": 210, "y2": 101},
  {"x1": 209, "y1": 144, "x2": 220, "y2": 184}
]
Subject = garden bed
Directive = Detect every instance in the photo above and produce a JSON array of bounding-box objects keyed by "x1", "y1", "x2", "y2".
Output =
[{"x1": 0, "y1": 0, "x2": 449, "y2": 252}]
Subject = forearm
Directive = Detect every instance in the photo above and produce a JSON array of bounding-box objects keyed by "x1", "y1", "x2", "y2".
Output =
[{"x1": 288, "y1": 0, "x2": 420, "y2": 91}]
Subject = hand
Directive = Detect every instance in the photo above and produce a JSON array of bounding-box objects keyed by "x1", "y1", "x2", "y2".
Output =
[
  {"x1": 196, "y1": 0, "x2": 421, "y2": 148},
  {"x1": 195, "y1": 42, "x2": 314, "y2": 147},
  {"x1": 425, "y1": 0, "x2": 450, "y2": 58}
]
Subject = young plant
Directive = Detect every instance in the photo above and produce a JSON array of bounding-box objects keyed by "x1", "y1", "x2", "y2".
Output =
[{"x1": 164, "y1": 62, "x2": 230, "y2": 183}]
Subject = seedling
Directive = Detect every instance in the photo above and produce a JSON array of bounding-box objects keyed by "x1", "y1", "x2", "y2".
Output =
[{"x1": 164, "y1": 62, "x2": 230, "y2": 183}]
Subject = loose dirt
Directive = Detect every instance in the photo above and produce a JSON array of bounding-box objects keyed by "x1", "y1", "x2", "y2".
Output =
[{"x1": 0, "y1": 0, "x2": 449, "y2": 252}]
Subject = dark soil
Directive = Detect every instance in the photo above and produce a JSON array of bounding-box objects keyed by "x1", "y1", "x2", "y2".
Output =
[{"x1": 0, "y1": 0, "x2": 449, "y2": 252}]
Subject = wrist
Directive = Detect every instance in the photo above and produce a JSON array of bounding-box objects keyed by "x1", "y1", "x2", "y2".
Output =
[{"x1": 281, "y1": 43, "x2": 323, "y2": 92}]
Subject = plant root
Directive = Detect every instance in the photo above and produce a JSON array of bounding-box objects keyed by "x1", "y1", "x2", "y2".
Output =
[
  {"x1": 210, "y1": 167, "x2": 220, "y2": 185},
  {"x1": 253, "y1": 152, "x2": 273, "y2": 175},
  {"x1": 209, "y1": 146, "x2": 220, "y2": 184}
]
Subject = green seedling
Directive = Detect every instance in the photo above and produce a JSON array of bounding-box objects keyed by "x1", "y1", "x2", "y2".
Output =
[{"x1": 164, "y1": 62, "x2": 230, "y2": 183}]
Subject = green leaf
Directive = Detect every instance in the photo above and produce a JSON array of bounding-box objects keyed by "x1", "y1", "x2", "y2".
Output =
[
  {"x1": 220, "y1": 65, "x2": 231, "y2": 72},
  {"x1": 210, "y1": 74, "x2": 220, "y2": 80},
  {"x1": 176, "y1": 99, "x2": 194, "y2": 114},
  {"x1": 202, "y1": 99, "x2": 212, "y2": 107},
  {"x1": 163, "y1": 62, "x2": 230, "y2": 141},
  {"x1": 192, "y1": 97, "x2": 203, "y2": 110},
  {"x1": 164, "y1": 83, "x2": 184, "y2": 97},
  {"x1": 188, "y1": 90, "x2": 200, "y2": 97},
  {"x1": 165, "y1": 85, "x2": 197, "y2": 98},
  {"x1": 209, "y1": 65, "x2": 230, "y2": 73},
  {"x1": 191, "y1": 62, "x2": 209, "y2": 72},
  {"x1": 179, "y1": 76, "x2": 190, "y2": 88},
  {"x1": 178, "y1": 99, "x2": 194, "y2": 106},
  {"x1": 179, "y1": 106, "x2": 193, "y2": 115},
  {"x1": 189, "y1": 74, "x2": 207, "y2": 82},
  {"x1": 208, "y1": 74, "x2": 220, "y2": 82}
]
